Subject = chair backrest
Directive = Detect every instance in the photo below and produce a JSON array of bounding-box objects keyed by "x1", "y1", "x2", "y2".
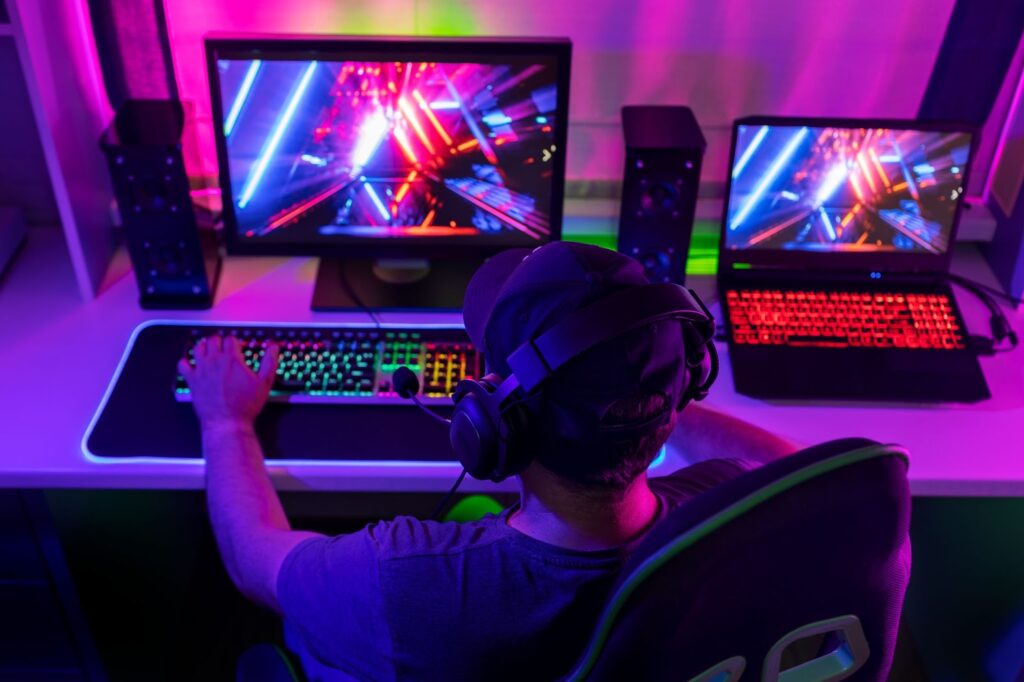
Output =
[{"x1": 563, "y1": 439, "x2": 912, "y2": 682}]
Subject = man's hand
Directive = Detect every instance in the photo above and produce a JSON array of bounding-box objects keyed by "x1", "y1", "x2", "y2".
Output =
[{"x1": 177, "y1": 335, "x2": 279, "y2": 430}]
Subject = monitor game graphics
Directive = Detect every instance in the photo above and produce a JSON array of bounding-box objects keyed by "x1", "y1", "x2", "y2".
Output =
[
  {"x1": 724, "y1": 124, "x2": 973, "y2": 256},
  {"x1": 215, "y1": 56, "x2": 562, "y2": 248}
]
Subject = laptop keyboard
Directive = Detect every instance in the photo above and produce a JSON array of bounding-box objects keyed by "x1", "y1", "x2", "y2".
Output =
[{"x1": 725, "y1": 289, "x2": 966, "y2": 350}]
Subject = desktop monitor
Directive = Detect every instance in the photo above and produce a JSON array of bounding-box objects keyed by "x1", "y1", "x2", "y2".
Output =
[
  {"x1": 206, "y1": 35, "x2": 572, "y2": 309},
  {"x1": 720, "y1": 117, "x2": 975, "y2": 274}
]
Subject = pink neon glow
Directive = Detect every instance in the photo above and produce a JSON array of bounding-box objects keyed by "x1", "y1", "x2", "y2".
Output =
[
  {"x1": 412, "y1": 90, "x2": 453, "y2": 146},
  {"x1": 392, "y1": 126, "x2": 419, "y2": 165},
  {"x1": 398, "y1": 96, "x2": 436, "y2": 155}
]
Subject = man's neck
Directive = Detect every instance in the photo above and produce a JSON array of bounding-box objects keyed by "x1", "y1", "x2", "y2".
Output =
[{"x1": 508, "y1": 466, "x2": 661, "y2": 551}]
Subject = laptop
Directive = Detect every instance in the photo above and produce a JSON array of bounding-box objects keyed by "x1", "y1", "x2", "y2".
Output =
[{"x1": 718, "y1": 116, "x2": 989, "y2": 402}]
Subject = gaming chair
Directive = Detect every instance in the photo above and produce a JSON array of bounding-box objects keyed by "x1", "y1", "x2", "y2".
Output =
[{"x1": 562, "y1": 438, "x2": 912, "y2": 682}]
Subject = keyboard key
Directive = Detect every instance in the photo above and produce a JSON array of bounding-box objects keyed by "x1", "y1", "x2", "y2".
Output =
[{"x1": 726, "y1": 288, "x2": 966, "y2": 351}]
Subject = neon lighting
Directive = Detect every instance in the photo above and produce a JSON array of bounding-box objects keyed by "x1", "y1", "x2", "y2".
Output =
[
  {"x1": 392, "y1": 126, "x2": 419, "y2": 164},
  {"x1": 456, "y1": 139, "x2": 479, "y2": 152},
  {"x1": 849, "y1": 172, "x2": 866, "y2": 203},
  {"x1": 814, "y1": 163, "x2": 849, "y2": 207},
  {"x1": 445, "y1": 181, "x2": 543, "y2": 239},
  {"x1": 429, "y1": 101, "x2": 459, "y2": 110},
  {"x1": 363, "y1": 182, "x2": 391, "y2": 221},
  {"x1": 780, "y1": 190, "x2": 799, "y2": 201},
  {"x1": 869, "y1": 149, "x2": 890, "y2": 188},
  {"x1": 398, "y1": 97, "x2": 436, "y2": 154},
  {"x1": 300, "y1": 154, "x2": 327, "y2": 167},
  {"x1": 394, "y1": 170, "x2": 417, "y2": 204},
  {"x1": 420, "y1": 208, "x2": 436, "y2": 227},
  {"x1": 819, "y1": 207, "x2": 837, "y2": 241},
  {"x1": 730, "y1": 127, "x2": 808, "y2": 229},
  {"x1": 413, "y1": 90, "x2": 452, "y2": 145},
  {"x1": 267, "y1": 181, "x2": 349, "y2": 231},
  {"x1": 840, "y1": 203, "x2": 861, "y2": 227},
  {"x1": 351, "y1": 110, "x2": 389, "y2": 169},
  {"x1": 951, "y1": 166, "x2": 961, "y2": 174},
  {"x1": 535, "y1": 115, "x2": 548, "y2": 124},
  {"x1": 238, "y1": 61, "x2": 318, "y2": 209},
  {"x1": 224, "y1": 60, "x2": 261, "y2": 136},
  {"x1": 913, "y1": 163, "x2": 936, "y2": 175},
  {"x1": 442, "y1": 71, "x2": 498, "y2": 164},
  {"x1": 483, "y1": 112, "x2": 513, "y2": 127},
  {"x1": 732, "y1": 126, "x2": 769, "y2": 179},
  {"x1": 856, "y1": 155, "x2": 878, "y2": 194},
  {"x1": 878, "y1": 155, "x2": 899, "y2": 162}
]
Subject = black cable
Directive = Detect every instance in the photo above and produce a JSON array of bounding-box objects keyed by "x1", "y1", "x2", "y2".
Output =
[
  {"x1": 338, "y1": 264, "x2": 383, "y2": 329},
  {"x1": 947, "y1": 273, "x2": 1023, "y2": 307},
  {"x1": 947, "y1": 274, "x2": 1018, "y2": 355},
  {"x1": 430, "y1": 468, "x2": 468, "y2": 521}
]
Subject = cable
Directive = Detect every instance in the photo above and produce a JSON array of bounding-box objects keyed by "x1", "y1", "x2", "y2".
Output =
[
  {"x1": 430, "y1": 468, "x2": 468, "y2": 521},
  {"x1": 947, "y1": 273, "x2": 1023, "y2": 307},
  {"x1": 338, "y1": 264, "x2": 383, "y2": 329},
  {"x1": 946, "y1": 274, "x2": 1019, "y2": 355}
]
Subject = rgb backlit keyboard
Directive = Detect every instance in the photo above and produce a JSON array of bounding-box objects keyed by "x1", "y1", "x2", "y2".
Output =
[
  {"x1": 174, "y1": 325, "x2": 481, "y2": 404},
  {"x1": 725, "y1": 289, "x2": 966, "y2": 350}
]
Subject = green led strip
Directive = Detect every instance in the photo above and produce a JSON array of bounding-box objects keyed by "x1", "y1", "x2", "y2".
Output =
[{"x1": 567, "y1": 220, "x2": 721, "y2": 276}]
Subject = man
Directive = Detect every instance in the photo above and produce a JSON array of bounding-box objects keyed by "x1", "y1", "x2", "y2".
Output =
[{"x1": 179, "y1": 243, "x2": 795, "y2": 680}]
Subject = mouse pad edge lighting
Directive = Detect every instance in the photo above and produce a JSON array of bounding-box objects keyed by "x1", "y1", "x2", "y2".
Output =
[{"x1": 83, "y1": 321, "x2": 459, "y2": 462}]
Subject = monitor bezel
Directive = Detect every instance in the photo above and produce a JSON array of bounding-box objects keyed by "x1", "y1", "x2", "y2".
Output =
[
  {"x1": 718, "y1": 115, "x2": 978, "y2": 275},
  {"x1": 205, "y1": 34, "x2": 572, "y2": 259}
]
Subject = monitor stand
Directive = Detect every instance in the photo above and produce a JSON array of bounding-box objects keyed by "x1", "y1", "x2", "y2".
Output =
[{"x1": 311, "y1": 257, "x2": 482, "y2": 311}]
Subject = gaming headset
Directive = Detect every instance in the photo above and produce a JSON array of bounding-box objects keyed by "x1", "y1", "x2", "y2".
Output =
[{"x1": 395, "y1": 282, "x2": 719, "y2": 483}]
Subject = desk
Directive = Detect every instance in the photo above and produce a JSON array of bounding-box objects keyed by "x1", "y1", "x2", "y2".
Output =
[{"x1": 1, "y1": 228, "x2": 1022, "y2": 496}]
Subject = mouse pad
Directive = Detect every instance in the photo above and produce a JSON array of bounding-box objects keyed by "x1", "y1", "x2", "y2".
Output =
[{"x1": 85, "y1": 323, "x2": 456, "y2": 461}]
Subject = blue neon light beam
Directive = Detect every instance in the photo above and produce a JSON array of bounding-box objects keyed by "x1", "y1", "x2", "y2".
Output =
[
  {"x1": 819, "y1": 207, "x2": 837, "y2": 241},
  {"x1": 730, "y1": 127, "x2": 809, "y2": 230},
  {"x1": 363, "y1": 182, "x2": 391, "y2": 222},
  {"x1": 224, "y1": 60, "x2": 261, "y2": 137},
  {"x1": 732, "y1": 126, "x2": 769, "y2": 179},
  {"x1": 237, "y1": 61, "x2": 318, "y2": 209}
]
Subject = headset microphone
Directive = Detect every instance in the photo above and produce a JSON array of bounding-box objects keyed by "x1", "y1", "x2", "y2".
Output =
[
  {"x1": 393, "y1": 365, "x2": 465, "y2": 520},
  {"x1": 392, "y1": 366, "x2": 451, "y2": 426}
]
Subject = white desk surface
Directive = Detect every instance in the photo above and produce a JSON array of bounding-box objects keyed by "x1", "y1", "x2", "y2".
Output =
[{"x1": 1, "y1": 229, "x2": 1022, "y2": 497}]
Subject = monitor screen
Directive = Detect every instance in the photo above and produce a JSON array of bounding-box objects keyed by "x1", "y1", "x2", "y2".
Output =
[
  {"x1": 208, "y1": 38, "x2": 569, "y2": 255},
  {"x1": 723, "y1": 123, "x2": 972, "y2": 257}
]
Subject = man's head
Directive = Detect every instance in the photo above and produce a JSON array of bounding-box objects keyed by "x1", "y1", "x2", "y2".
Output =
[{"x1": 462, "y1": 242, "x2": 695, "y2": 492}]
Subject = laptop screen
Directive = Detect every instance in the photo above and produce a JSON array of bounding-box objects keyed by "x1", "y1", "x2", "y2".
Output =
[{"x1": 723, "y1": 122, "x2": 973, "y2": 264}]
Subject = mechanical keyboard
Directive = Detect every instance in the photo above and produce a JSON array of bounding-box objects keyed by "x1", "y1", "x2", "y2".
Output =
[
  {"x1": 725, "y1": 289, "x2": 966, "y2": 350},
  {"x1": 174, "y1": 324, "x2": 481, "y2": 404}
]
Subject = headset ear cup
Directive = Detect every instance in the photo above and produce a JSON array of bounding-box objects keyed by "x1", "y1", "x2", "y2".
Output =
[
  {"x1": 496, "y1": 399, "x2": 533, "y2": 478},
  {"x1": 450, "y1": 392, "x2": 500, "y2": 480},
  {"x1": 678, "y1": 326, "x2": 713, "y2": 410}
]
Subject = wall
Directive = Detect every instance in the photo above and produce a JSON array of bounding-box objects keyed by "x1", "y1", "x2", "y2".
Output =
[{"x1": 163, "y1": 0, "x2": 955, "y2": 190}]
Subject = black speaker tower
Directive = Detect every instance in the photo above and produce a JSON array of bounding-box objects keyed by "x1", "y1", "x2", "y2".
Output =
[
  {"x1": 100, "y1": 100, "x2": 220, "y2": 309},
  {"x1": 618, "y1": 105, "x2": 705, "y2": 284}
]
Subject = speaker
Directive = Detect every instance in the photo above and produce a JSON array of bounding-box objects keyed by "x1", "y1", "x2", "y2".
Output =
[
  {"x1": 618, "y1": 105, "x2": 705, "y2": 284},
  {"x1": 100, "y1": 100, "x2": 219, "y2": 309}
]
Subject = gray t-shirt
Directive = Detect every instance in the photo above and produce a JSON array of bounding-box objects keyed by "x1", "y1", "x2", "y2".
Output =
[{"x1": 278, "y1": 458, "x2": 754, "y2": 681}]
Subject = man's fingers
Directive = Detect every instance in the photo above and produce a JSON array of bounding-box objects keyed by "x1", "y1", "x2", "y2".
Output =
[{"x1": 258, "y1": 344, "x2": 280, "y2": 386}]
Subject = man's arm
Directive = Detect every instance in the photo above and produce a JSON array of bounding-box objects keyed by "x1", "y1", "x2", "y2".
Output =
[
  {"x1": 178, "y1": 336, "x2": 322, "y2": 613},
  {"x1": 670, "y1": 403, "x2": 799, "y2": 466}
]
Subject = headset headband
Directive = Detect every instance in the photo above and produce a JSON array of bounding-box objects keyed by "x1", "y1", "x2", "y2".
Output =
[{"x1": 505, "y1": 283, "x2": 714, "y2": 394}]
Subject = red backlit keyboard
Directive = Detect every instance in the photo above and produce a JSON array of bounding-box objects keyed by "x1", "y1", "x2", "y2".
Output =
[{"x1": 725, "y1": 289, "x2": 966, "y2": 350}]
